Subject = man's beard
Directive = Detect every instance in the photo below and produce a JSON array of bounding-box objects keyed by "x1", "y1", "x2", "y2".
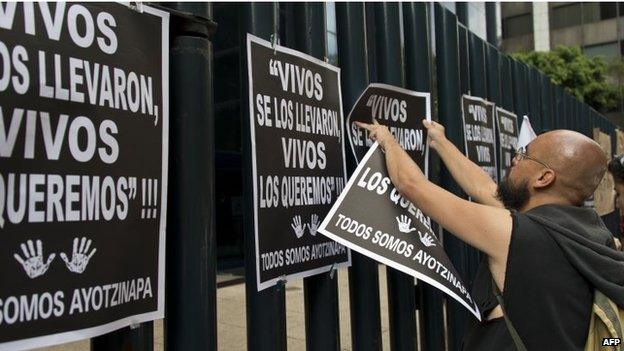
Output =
[{"x1": 496, "y1": 176, "x2": 530, "y2": 210}]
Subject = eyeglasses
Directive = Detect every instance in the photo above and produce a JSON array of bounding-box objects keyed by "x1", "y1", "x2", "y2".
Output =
[{"x1": 514, "y1": 146, "x2": 553, "y2": 170}]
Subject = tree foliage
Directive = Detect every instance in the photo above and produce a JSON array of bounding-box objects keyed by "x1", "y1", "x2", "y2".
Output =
[{"x1": 512, "y1": 46, "x2": 621, "y2": 111}]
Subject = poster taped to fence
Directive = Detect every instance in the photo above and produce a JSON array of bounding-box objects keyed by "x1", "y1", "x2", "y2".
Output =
[
  {"x1": 496, "y1": 107, "x2": 519, "y2": 179},
  {"x1": 318, "y1": 143, "x2": 481, "y2": 320},
  {"x1": 347, "y1": 83, "x2": 430, "y2": 171},
  {"x1": 461, "y1": 95, "x2": 498, "y2": 182},
  {"x1": 0, "y1": 3, "x2": 169, "y2": 350},
  {"x1": 247, "y1": 34, "x2": 350, "y2": 291}
]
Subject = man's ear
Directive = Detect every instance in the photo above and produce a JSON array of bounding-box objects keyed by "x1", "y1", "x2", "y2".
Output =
[{"x1": 534, "y1": 169, "x2": 556, "y2": 189}]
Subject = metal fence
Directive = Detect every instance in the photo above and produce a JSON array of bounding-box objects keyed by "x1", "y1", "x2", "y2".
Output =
[{"x1": 92, "y1": 2, "x2": 620, "y2": 351}]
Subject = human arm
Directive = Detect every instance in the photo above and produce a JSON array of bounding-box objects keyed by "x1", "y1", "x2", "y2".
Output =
[
  {"x1": 357, "y1": 120, "x2": 512, "y2": 264},
  {"x1": 423, "y1": 120, "x2": 502, "y2": 208}
]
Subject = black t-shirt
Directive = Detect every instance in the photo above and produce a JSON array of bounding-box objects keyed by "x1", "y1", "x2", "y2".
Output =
[{"x1": 463, "y1": 211, "x2": 594, "y2": 350}]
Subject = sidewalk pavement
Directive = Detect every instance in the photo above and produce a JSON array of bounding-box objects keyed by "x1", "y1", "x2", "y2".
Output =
[{"x1": 36, "y1": 266, "x2": 396, "y2": 351}]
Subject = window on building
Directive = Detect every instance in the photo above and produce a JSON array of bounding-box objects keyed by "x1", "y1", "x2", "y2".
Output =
[
  {"x1": 552, "y1": 3, "x2": 618, "y2": 29},
  {"x1": 502, "y1": 13, "x2": 533, "y2": 38},
  {"x1": 582, "y1": 2, "x2": 617, "y2": 23},
  {"x1": 325, "y1": 2, "x2": 338, "y2": 65},
  {"x1": 584, "y1": 41, "x2": 620, "y2": 59},
  {"x1": 551, "y1": 3, "x2": 583, "y2": 29}
]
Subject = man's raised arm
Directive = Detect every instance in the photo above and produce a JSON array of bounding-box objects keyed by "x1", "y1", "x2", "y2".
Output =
[
  {"x1": 423, "y1": 120, "x2": 502, "y2": 208},
  {"x1": 357, "y1": 120, "x2": 512, "y2": 265}
]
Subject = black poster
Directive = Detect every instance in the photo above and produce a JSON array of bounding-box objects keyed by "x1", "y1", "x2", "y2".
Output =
[
  {"x1": 0, "y1": 3, "x2": 168, "y2": 350},
  {"x1": 318, "y1": 143, "x2": 480, "y2": 319},
  {"x1": 496, "y1": 107, "x2": 519, "y2": 179},
  {"x1": 347, "y1": 83, "x2": 430, "y2": 170},
  {"x1": 247, "y1": 34, "x2": 350, "y2": 290},
  {"x1": 461, "y1": 95, "x2": 498, "y2": 181}
]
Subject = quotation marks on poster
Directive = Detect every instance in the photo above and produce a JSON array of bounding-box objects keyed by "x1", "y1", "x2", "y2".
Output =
[
  {"x1": 291, "y1": 215, "x2": 305, "y2": 238},
  {"x1": 290, "y1": 214, "x2": 321, "y2": 238},
  {"x1": 60, "y1": 237, "x2": 97, "y2": 274},
  {"x1": 418, "y1": 231, "x2": 437, "y2": 247},
  {"x1": 396, "y1": 215, "x2": 417, "y2": 233},
  {"x1": 13, "y1": 239, "x2": 55, "y2": 279},
  {"x1": 141, "y1": 178, "x2": 159, "y2": 219},
  {"x1": 308, "y1": 214, "x2": 320, "y2": 236},
  {"x1": 268, "y1": 59, "x2": 281, "y2": 77}
]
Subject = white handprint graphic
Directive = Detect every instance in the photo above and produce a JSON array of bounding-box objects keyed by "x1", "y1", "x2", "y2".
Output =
[
  {"x1": 14, "y1": 239, "x2": 55, "y2": 279},
  {"x1": 419, "y1": 231, "x2": 437, "y2": 247},
  {"x1": 396, "y1": 215, "x2": 417, "y2": 233},
  {"x1": 308, "y1": 214, "x2": 320, "y2": 236},
  {"x1": 60, "y1": 237, "x2": 97, "y2": 274},
  {"x1": 291, "y1": 215, "x2": 306, "y2": 239}
]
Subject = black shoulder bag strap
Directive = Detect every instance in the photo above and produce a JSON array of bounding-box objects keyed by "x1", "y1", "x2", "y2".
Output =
[{"x1": 491, "y1": 278, "x2": 528, "y2": 351}]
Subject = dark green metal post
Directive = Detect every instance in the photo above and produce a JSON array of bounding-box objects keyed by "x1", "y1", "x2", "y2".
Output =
[
  {"x1": 373, "y1": 4, "x2": 417, "y2": 350},
  {"x1": 511, "y1": 59, "x2": 529, "y2": 119},
  {"x1": 456, "y1": 2, "x2": 468, "y2": 26},
  {"x1": 527, "y1": 67, "x2": 542, "y2": 133},
  {"x1": 292, "y1": 4, "x2": 341, "y2": 351},
  {"x1": 553, "y1": 86, "x2": 564, "y2": 129},
  {"x1": 458, "y1": 25, "x2": 471, "y2": 95},
  {"x1": 403, "y1": 3, "x2": 445, "y2": 350},
  {"x1": 240, "y1": 4, "x2": 287, "y2": 351},
  {"x1": 92, "y1": 323, "x2": 154, "y2": 351},
  {"x1": 435, "y1": 5, "x2": 470, "y2": 351},
  {"x1": 158, "y1": 3, "x2": 217, "y2": 351},
  {"x1": 336, "y1": 3, "x2": 383, "y2": 351},
  {"x1": 500, "y1": 56, "x2": 514, "y2": 111},
  {"x1": 468, "y1": 33, "x2": 487, "y2": 98},
  {"x1": 540, "y1": 76, "x2": 552, "y2": 131},
  {"x1": 485, "y1": 44, "x2": 501, "y2": 105},
  {"x1": 486, "y1": 2, "x2": 497, "y2": 46}
]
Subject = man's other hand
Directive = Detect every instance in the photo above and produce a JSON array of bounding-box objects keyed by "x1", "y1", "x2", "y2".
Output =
[{"x1": 423, "y1": 120, "x2": 447, "y2": 150}]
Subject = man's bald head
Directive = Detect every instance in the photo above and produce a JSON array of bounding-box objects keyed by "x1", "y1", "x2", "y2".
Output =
[{"x1": 528, "y1": 130, "x2": 607, "y2": 204}]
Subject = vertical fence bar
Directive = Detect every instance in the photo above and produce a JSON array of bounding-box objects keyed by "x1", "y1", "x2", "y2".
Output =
[
  {"x1": 500, "y1": 56, "x2": 514, "y2": 112},
  {"x1": 458, "y1": 25, "x2": 471, "y2": 95},
  {"x1": 553, "y1": 86, "x2": 563, "y2": 129},
  {"x1": 291, "y1": 4, "x2": 342, "y2": 351},
  {"x1": 373, "y1": 4, "x2": 417, "y2": 350},
  {"x1": 240, "y1": 4, "x2": 288, "y2": 351},
  {"x1": 512, "y1": 59, "x2": 528, "y2": 120},
  {"x1": 527, "y1": 67, "x2": 542, "y2": 133},
  {"x1": 434, "y1": 5, "x2": 469, "y2": 351},
  {"x1": 466, "y1": 38, "x2": 485, "y2": 237},
  {"x1": 583, "y1": 104, "x2": 591, "y2": 137},
  {"x1": 92, "y1": 323, "x2": 154, "y2": 351},
  {"x1": 485, "y1": 44, "x2": 501, "y2": 105},
  {"x1": 468, "y1": 33, "x2": 487, "y2": 98},
  {"x1": 336, "y1": 3, "x2": 383, "y2": 350},
  {"x1": 456, "y1": 2, "x2": 468, "y2": 26},
  {"x1": 540, "y1": 75, "x2": 552, "y2": 132},
  {"x1": 486, "y1": 2, "x2": 497, "y2": 46},
  {"x1": 403, "y1": 3, "x2": 445, "y2": 350},
  {"x1": 160, "y1": 3, "x2": 217, "y2": 351}
]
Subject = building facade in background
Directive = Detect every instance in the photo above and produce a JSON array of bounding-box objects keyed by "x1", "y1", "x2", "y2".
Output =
[{"x1": 500, "y1": 2, "x2": 624, "y2": 124}]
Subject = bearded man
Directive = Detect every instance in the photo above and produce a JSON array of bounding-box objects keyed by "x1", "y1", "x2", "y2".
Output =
[{"x1": 356, "y1": 119, "x2": 624, "y2": 350}]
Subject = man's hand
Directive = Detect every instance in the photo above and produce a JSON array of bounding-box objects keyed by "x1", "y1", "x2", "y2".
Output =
[
  {"x1": 423, "y1": 120, "x2": 447, "y2": 151},
  {"x1": 355, "y1": 119, "x2": 396, "y2": 151}
]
